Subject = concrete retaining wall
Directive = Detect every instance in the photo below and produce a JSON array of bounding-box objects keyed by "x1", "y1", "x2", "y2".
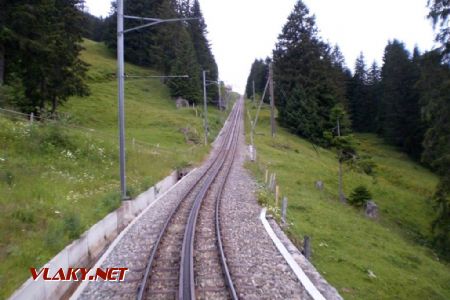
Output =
[{"x1": 9, "y1": 171, "x2": 178, "y2": 300}]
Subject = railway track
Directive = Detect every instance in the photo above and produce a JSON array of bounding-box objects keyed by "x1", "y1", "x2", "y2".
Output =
[{"x1": 137, "y1": 98, "x2": 242, "y2": 300}]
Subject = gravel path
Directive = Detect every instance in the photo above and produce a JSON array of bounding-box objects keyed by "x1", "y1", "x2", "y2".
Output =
[{"x1": 220, "y1": 104, "x2": 311, "y2": 300}]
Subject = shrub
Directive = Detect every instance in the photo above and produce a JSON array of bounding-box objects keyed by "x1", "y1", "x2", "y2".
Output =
[
  {"x1": 41, "y1": 126, "x2": 74, "y2": 150},
  {"x1": 352, "y1": 154, "x2": 377, "y2": 176},
  {"x1": 349, "y1": 185, "x2": 372, "y2": 207},
  {"x1": 101, "y1": 192, "x2": 121, "y2": 212},
  {"x1": 12, "y1": 208, "x2": 35, "y2": 224},
  {"x1": 63, "y1": 213, "x2": 82, "y2": 239},
  {"x1": 1, "y1": 170, "x2": 14, "y2": 186}
]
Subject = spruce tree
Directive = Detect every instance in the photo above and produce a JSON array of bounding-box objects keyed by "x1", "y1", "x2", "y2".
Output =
[
  {"x1": 168, "y1": 25, "x2": 201, "y2": 103},
  {"x1": 416, "y1": 49, "x2": 450, "y2": 258},
  {"x1": 348, "y1": 53, "x2": 369, "y2": 131},
  {"x1": 245, "y1": 58, "x2": 269, "y2": 99},
  {"x1": 379, "y1": 40, "x2": 422, "y2": 157},
  {"x1": 366, "y1": 61, "x2": 382, "y2": 132},
  {"x1": 1, "y1": 0, "x2": 89, "y2": 114},
  {"x1": 188, "y1": 0, "x2": 218, "y2": 102},
  {"x1": 273, "y1": 0, "x2": 345, "y2": 144},
  {"x1": 428, "y1": 0, "x2": 450, "y2": 61}
]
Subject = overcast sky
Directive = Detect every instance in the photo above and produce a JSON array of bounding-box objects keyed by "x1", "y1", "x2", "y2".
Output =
[{"x1": 85, "y1": 0, "x2": 437, "y2": 93}]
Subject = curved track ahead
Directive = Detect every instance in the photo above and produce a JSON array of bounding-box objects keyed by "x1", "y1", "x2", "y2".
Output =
[{"x1": 137, "y1": 99, "x2": 243, "y2": 300}]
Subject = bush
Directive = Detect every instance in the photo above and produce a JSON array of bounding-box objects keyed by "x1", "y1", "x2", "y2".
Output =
[
  {"x1": 41, "y1": 126, "x2": 74, "y2": 150},
  {"x1": 1, "y1": 170, "x2": 14, "y2": 186},
  {"x1": 63, "y1": 213, "x2": 82, "y2": 239},
  {"x1": 349, "y1": 185, "x2": 372, "y2": 207},
  {"x1": 12, "y1": 208, "x2": 35, "y2": 224},
  {"x1": 352, "y1": 154, "x2": 377, "y2": 176}
]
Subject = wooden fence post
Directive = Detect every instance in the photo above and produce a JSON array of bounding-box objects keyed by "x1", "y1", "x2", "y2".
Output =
[{"x1": 303, "y1": 236, "x2": 311, "y2": 260}]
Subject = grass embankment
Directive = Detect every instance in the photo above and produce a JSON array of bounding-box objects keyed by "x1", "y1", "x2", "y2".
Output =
[
  {"x1": 0, "y1": 39, "x2": 233, "y2": 298},
  {"x1": 245, "y1": 102, "x2": 450, "y2": 299}
]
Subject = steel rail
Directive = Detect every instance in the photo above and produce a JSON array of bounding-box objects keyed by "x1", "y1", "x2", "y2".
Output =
[
  {"x1": 179, "y1": 99, "x2": 242, "y2": 300},
  {"x1": 137, "y1": 101, "x2": 240, "y2": 300},
  {"x1": 215, "y1": 101, "x2": 241, "y2": 300}
]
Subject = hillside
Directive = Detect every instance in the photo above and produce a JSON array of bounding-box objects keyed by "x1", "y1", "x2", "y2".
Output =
[
  {"x1": 246, "y1": 102, "x2": 450, "y2": 299},
  {"x1": 0, "y1": 39, "x2": 232, "y2": 298}
]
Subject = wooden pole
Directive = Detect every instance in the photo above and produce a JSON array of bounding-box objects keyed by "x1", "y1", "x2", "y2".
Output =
[
  {"x1": 337, "y1": 117, "x2": 345, "y2": 203},
  {"x1": 282, "y1": 196, "x2": 288, "y2": 224},
  {"x1": 275, "y1": 185, "x2": 279, "y2": 206},
  {"x1": 303, "y1": 236, "x2": 311, "y2": 259},
  {"x1": 269, "y1": 62, "x2": 275, "y2": 138}
]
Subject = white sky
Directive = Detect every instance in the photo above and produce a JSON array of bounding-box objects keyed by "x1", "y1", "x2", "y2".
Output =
[{"x1": 85, "y1": 0, "x2": 437, "y2": 93}]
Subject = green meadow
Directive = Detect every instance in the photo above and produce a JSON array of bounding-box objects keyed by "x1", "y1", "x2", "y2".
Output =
[
  {"x1": 0, "y1": 39, "x2": 233, "y2": 298},
  {"x1": 246, "y1": 102, "x2": 450, "y2": 299}
]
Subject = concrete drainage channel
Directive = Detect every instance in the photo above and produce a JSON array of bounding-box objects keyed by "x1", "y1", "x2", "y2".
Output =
[
  {"x1": 260, "y1": 208, "x2": 343, "y2": 300},
  {"x1": 9, "y1": 169, "x2": 186, "y2": 300}
]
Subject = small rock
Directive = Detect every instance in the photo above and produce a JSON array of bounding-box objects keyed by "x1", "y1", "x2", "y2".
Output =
[
  {"x1": 368, "y1": 269, "x2": 377, "y2": 278},
  {"x1": 365, "y1": 200, "x2": 379, "y2": 219},
  {"x1": 175, "y1": 97, "x2": 189, "y2": 109},
  {"x1": 315, "y1": 180, "x2": 324, "y2": 191}
]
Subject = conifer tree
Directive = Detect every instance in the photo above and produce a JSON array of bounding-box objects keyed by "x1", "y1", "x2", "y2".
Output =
[
  {"x1": 428, "y1": 0, "x2": 450, "y2": 61},
  {"x1": 273, "y1": 0, "x2": 345, "y2": 144},
  {"x1": 416, "y1": 49, "x2": 450, "y2": 258},
  {"x1": 379, "y1": 40, "x2": 422, "y2": 157},
  {"x1": 245, "y1": 59, "x2": 269, "y2": 99},
  {"x1": 348, "y1": 53, "x2": 369, "y2": 131},
  {"x1": 188, "y1": 0, "x2": 218, "y2": 102},
  {"x1": 1, "y1": 0, "x2": 89, "y2": 114},
  {"x1": 367, "y1": 61, "x2": 382, "y2": 132},
  {"x1": 168, "y1": 26, "x2": 201, "y2": 103}
]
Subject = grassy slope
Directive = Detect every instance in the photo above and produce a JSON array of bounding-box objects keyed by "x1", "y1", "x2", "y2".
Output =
[
  {"x1": 246, "y1": 102, "x2": 450, "y2": 299},
  {"x1": 0, "y1": 39, "x2": 231, "y2": 298}
]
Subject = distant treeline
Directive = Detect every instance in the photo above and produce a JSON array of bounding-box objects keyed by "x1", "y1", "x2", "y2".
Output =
[
  {"x1": 245, "y1": 0, "x2": 450, "y2": 260},
  {"x1": 0, "y1": 0, "x2": 219, "y2": 116}
]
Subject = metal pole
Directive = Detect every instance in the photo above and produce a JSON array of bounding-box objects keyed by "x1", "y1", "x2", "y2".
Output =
[
  {"x1": 218, "y1": 81, "x2": 222, "y2": 110},
  {"x1": 203, "y1": 70, "x2": 208, "y2": 145},
  {"x1": 117, "y1": 0, "x2": 127, "y2": 200},
  {"x1": 337, "y1": 117, "x2": 345, "y2": 203},
  {"x1": 252, "y1": 80, "x2": 255, "y2": 104}
]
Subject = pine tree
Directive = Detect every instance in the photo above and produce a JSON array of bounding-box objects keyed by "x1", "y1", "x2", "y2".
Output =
[
  {"x1": 348, "y1": 53, "x2": 369, "y2": 131},
  {"x1": 324, "y1": 103, "x2": 354, "y2": 202},
  {"x1": 188, "y1": 0, "x2": 218, "y2": 102},
  {"x1": 273, "y1": 0, "x2": 346, "y2": 144},
  {"x1": 0, "y1": 0, "x2": 7, "y2": 85},
  {"x1": 329, "y1": 45, "x2": 350, "y2": 108},
  {"x1": 81, "y1": 12, "x2": 108, "y2": 42},
  {"x1": 245, "y1": 58, "x2": 269, "y2": 100},
  {"x1": 168, "y1": 26, "x2": 201, "y2": 103},
  {"x1": 416, "y1": 49, "x2": 450, "y2": 259},
  {"x1": 1, "y1": 0, "x2": 89, "y2": 114},
  {"x1": 366, "y1": 61, "x2": 382, "y2": 132},
  {"x1": 428, "y1": 0, "x2": 450, "y2": 61},
  {"x1": 379, "y1": 40, "x2": 422, "y2": 157}
]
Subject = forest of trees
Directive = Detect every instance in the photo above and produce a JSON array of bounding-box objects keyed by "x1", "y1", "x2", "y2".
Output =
[
  {"x1": 0, "y1": 0, "x2": 219, "y2": 115},
  {"x1": 98, "y1": 0, "x2": 218, "y2": 104},
  {"x1": 252, "y1": 0, "x2": 449, "y2": 259},
  {"x1": 0, "y1": 0, "x2": 90, "y2": 115},
  {"x1": 245, "y1": 58, "x2": 270, "y2": 100}
]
